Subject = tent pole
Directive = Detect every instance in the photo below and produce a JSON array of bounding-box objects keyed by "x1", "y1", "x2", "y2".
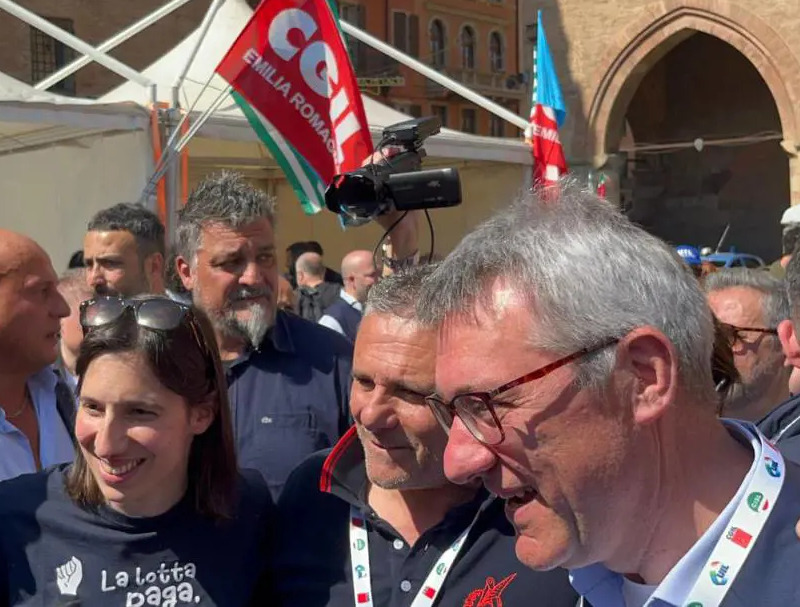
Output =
[
  {"x1": 0, "y1": 0, "x2": 151, "y2": 87},
  {"x1": 142, "y1": 86, "x2": 231, "y2": 199},
  {"x1": 173, "y1": 0, "x2": 227, "y2": 104},
  {"x1": 340, "y1": 21, "x2": 529, "y2": 131},
  {"x1": 34, "y1": 0, "x2": 195, "y2": 91}
]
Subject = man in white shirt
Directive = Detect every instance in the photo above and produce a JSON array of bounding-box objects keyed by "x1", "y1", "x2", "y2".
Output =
[
  {"x1": 319, "y1": 250, "x2": 378, "y2": 341},
  {"x1": 419, "y1": 181, "x2": 800, "y2": 607}
]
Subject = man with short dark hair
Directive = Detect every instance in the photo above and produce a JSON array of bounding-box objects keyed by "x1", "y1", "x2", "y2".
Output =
[
  {"x1": 0, "y1": 229, "x2": 74, "y2": 482},
  {"x1": 420, "y1": 181, "x2": 800, "y2": 605},
  {"x1": 270, "y1": 266, "x2": 578, "y2": 607},
  {"x1": 83, "y1": 203, "x2": 166, "y2": 297},
  {"x1": 175, "y1": 171, "x2": 352, "y2": 498},
  {"x1": 704, "y1": 268, "x2": 790, "y2": 421}
]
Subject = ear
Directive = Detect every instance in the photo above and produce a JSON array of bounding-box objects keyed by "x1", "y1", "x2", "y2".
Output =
[
  {"x1": 144, "y1": 252, "x2": 164, "y2": 282},
  {"x1": 778, "y1": 319, "x2": 800, "y2": 368},
  {"x1": 189, "y1": 402, "x2": 215, "y2": 436},
  {"x1": 176, "y1": 255, "x2": 194, "y2": 291},
  {"x1": 615, "y1": 327, "x2": 677, "y2": 426}
]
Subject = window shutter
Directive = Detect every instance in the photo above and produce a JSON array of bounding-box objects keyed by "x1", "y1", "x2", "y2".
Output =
[{"x1": 409, "y1": 15, "x2": 420, "y2": 58}]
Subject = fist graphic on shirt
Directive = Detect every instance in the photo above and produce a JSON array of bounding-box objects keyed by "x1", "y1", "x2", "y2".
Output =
[{"x1": 56, "y1": 556, "x2": 83, "y2": 596}]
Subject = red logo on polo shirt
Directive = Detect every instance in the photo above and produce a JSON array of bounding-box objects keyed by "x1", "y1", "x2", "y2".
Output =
[
  {"x1": 463, "y1": 573, "x2": 517, "y2": 607},
  {"x1": 357, "y1": 592, "x2": 370, "y2": 603},
  {"x1": 726, "y1": 526, "x2": 752, "y2": 548},
  {"x1": 423, "y1": 586, "x2": 436, "y2": 598}
]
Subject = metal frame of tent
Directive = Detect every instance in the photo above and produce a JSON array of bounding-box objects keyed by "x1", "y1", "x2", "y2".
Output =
[{"x1": 0, "y1": 0, "x2": 532, "y2": 225}]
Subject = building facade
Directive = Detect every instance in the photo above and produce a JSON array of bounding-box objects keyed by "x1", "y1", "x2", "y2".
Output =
[
  {"x1": 520, "y1": 0, "x2": 800, "y2": 261},
  {"x1": 0, "y1": 0, "x2": 214, "y2": 98},
  {"x1": 338, "y1": 0, "x2": 523, "y2": 137}
]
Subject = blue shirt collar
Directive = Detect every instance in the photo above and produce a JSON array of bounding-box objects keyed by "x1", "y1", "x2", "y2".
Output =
[
  {"x1": 570, "y1": 420, "x2": 761, "y2": 607},
  {"x1": 339, "y1": 289, "x2": 362, "y2": 312}
]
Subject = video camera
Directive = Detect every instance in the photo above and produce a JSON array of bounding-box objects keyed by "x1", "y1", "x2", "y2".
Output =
[{"x1": 324, "y1": 116, "x2": 462, "y2": 223}]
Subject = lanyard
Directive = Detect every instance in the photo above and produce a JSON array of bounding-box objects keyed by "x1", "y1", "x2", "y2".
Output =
[
  {"x1": 349, "y1": 503, "x2": 483, "y2": 607},
  {"x1": 682, "y1": 435, "x2": 784, "y2": 607}
]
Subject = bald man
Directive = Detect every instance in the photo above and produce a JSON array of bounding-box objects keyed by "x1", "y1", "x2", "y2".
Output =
[
  {"x1": 0, "y1": 230, "x2": 74, "y2": 482},
  {"x1": 318, "y1": 250, "x2": 378, "y2": 341},
  {"x1": 295, "y1": 252, "x2": 341, "y2": 322}
]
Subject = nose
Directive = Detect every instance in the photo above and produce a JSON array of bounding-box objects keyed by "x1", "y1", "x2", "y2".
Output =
[
  {"x1": 239, "y1": 260, "x2": 265, "y2": 287},
  {"x1": 53, "y1": 290, "x2": 70, "y2": 319},
  {"x1": 87, "y1": 265, "x2": 104, "y2": 289},
  {"x1": 352, "y1": 386, "x2": 398, "y2": 432},
  {"x1": 92, "y1": 412, "x2": 129, "y2": 460},
  {"x1": 443, "y1": 417, "x2": 497, "y2": 486}
]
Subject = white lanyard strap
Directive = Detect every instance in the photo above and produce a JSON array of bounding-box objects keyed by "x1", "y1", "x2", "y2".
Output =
[
  {"x1": 682, "y1": 438, "x2": 785, "y2": 607},
  {"x1": 349, "y1": 503, "x2": 484, "y2": 607}
]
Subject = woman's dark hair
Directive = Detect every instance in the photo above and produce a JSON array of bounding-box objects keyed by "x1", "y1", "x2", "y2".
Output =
[{"x1": 66, "y1": 299, "x2": 237, "y2": 520}]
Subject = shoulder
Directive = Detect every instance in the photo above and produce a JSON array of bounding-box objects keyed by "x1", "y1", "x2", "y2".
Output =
[
  {"x1": 0, "y1": 465, "x2": 67, "y2": 513},
  {"x1": 758, "y1": 394, "x2": 800, "y2": 444},
  {"x1": 280, "y1": 311, "x2": 353, "y2": 358},
  {"x1": 279, "y1": 450, "x2": 330, "y2": 503}
]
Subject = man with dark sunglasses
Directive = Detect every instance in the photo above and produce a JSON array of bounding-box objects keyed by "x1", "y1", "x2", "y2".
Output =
[
  {"x1": 704, "y1": 268, "x2": 790, "y2": 421},
  {"x1": 417, "y1": 181, "x2": 800, "y2": 606},
  {"x1": 174, "y1": 172, "x2": 352, "y2": 499},
  {"x1": 269, "y1": 266, "x2": 578, "y2": 607},
  {"x1": 0, "y1": 229, "x2": 74, "y2": 482}
]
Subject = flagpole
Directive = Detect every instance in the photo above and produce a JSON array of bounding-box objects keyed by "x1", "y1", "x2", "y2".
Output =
[{"x1": 339, "y1": 21, "x2": 529, "y2": 131}]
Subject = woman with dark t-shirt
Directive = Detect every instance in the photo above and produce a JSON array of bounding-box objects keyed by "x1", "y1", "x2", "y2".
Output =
[{"x1": 0, "y1": 296, "x2": 273, "y2": 606}]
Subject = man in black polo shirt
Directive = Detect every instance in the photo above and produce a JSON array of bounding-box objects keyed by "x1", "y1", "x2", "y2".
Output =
[
  {"x1": 175, "y1": 172, "x2": 352, "y2": 499},
  {"x1": 269, "y1": 266, "x2": 578, "y2": 606}
]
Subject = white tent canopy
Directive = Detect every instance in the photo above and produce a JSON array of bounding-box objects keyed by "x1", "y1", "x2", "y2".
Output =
[{"x1": 100, "y1": 0, "x2": 532, "y2": 165}]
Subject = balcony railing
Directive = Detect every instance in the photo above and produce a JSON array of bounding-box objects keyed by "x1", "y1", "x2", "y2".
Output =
[{"x1": 424, "y1": 67, "x2": 526, "y2": 100}]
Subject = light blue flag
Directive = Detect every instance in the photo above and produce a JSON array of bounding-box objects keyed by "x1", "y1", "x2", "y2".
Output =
[{"x1": 535, "y1": 10, "x2": 567, "y2": 128}]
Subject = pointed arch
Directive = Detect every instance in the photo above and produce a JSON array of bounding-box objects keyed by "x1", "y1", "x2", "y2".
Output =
[{"x1": 583, "y1": 1, "x2": 800, "y2": 165}]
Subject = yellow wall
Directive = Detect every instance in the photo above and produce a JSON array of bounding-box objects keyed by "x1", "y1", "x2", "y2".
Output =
[{"x1": 187, "y1": 151, "x2": 527, "y2": 271}]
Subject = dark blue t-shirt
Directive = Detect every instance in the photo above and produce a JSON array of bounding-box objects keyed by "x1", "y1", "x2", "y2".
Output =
[
  {"x1": 0, "y1": 465, "x2": 274, "y2": 606},
  {"x1": 226, "y1": 310, "x2": 353, "y2": 499}
]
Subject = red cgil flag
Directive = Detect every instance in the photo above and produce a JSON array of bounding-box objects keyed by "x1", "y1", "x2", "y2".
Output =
[{"x1": 216, "y1": 0, "x2": 374, "y2": 187}]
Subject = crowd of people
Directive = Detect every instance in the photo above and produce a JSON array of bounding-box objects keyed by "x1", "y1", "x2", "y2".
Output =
[{"x1": 1, "y1": 169, "x2": 800, "y2": 606}]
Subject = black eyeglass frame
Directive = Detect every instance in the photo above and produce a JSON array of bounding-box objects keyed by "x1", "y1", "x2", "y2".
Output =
[{"x1": 425, "y1": 338, "x2": 620, "y2": 446}]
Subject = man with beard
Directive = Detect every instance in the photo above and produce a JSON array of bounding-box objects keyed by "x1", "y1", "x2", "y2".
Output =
[
  {"x1": 83, "y1": 203, "x2": 166, "y2": 297},
  {"x1": 704, "y1": 269, "x2": 790, "y2": 421},
  {"x1": 175, "y1": 171, "x2": 352, "y2": 498},
  {"x1": 269, "y1": 266, "x2": 578, "y2": 607}
]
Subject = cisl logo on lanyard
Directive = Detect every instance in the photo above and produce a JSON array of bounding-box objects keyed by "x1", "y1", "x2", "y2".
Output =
[
  {"x1": 348, "y1": 504, "x2": 484, "y2": 607},
  {"x1": 683, "y1": 435, "x2": 785, "y2": 607}
]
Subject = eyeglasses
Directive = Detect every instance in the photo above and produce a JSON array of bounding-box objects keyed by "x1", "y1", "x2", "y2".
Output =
[
  {"x1": 425, "y1": 338, "x2": 619, "y2": 446},
  {"x1": 719, "y1": 323, "x2": 778, "y2": 348},
  {"x1": 79, "y1": 296, "x2": 212, "y2": 360}
]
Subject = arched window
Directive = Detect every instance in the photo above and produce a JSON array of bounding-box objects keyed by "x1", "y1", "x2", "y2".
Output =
[
  {"x1": 489, "y1": 31, "x2": 504, "y2": 72},
  {"x1": 430, "y1": 19, "x2": 446, "y2": 68},
  {"x1": 461, "y1": 26, "x2": 476, "y2": 70}
]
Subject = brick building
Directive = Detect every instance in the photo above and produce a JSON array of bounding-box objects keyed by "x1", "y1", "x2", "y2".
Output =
[
  {"x1": 520, "y1": 1, "x2": 800, "y2": 261},
  {"x1": 0, "y1": 0, "x2": 215, "y2": 98},
  {"x1": 337, "y1": 0, "x2": 523, "y2": 137}
]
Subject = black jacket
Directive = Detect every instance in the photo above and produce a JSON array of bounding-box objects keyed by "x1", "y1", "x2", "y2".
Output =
[{"x1": 757, "y1": 393, "x2": 800, "y2": 463}]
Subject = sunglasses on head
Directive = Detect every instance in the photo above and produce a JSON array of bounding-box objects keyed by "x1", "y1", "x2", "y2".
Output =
[{"x1": 80, "y1": 296, "x2": 193, "y2": 333}]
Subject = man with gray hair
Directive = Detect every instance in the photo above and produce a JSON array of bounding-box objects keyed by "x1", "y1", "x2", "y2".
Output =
[
  {"x1": 419, "y1": 181, "x2": 800, "y2": 605},
  {"x1": 56, "y1": 267, "x2": 93, "y2": 395},
  {"x1": 269, "y1": 265, "x2": 578, "y2": 606},
  {"x1": 704, "y1": 269, "x2": 790, "y2": 421},
  {"x1": 174, "y1": 171, "x2": 353, "y2": 499}
]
